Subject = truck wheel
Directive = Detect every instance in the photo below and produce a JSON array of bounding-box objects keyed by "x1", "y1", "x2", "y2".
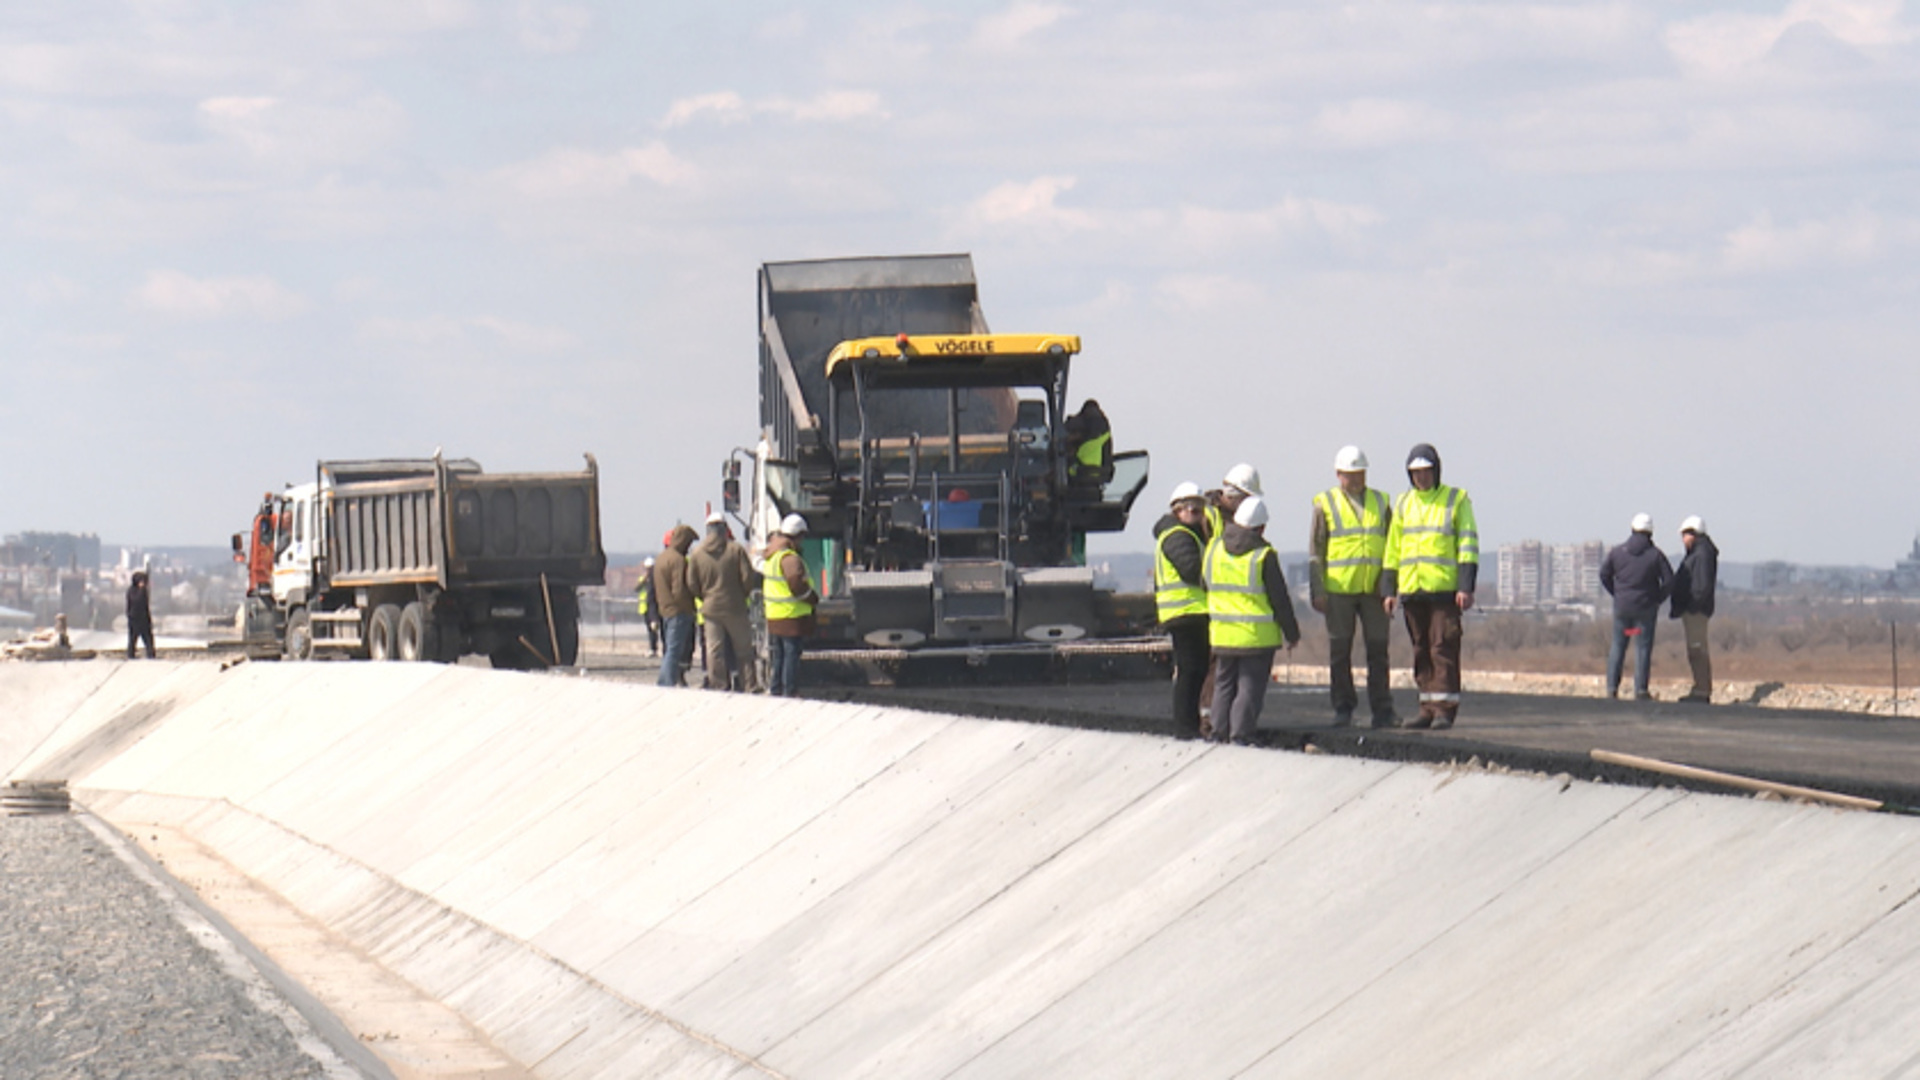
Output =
[
  {"x1": 367, "y1": 604, "x2": 402, "y2": 661},
  {"x1": 398, "y1": 602, "x2": 431, "y2": 662},
  {"x1": 285, "y1": 609, "x2": 314, "y2": 661},
  {"x1": 489, "y1": 640, "x2": 543, "y2": 671}
]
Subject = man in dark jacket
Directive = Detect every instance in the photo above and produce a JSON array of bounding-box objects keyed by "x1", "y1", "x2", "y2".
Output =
[
  {"x1": 1153, "y1": 483, "x2": 1211, "y2": 738},
  {"x1": 688, "y1": 514, "x2": 761, "y2": 693},
  {"x1": 653, "y1": 525, "x2": 699, "y2": 687},
  {"x1": 1204, "y1": 496, "x2": 1301, "y2": 744},
  {"x1": 1600, "y1": 513, "x2": 1674, "y2": 700},
  {"x1": 125, "y1": 570, "x2": 155, "y2": 659},
  {"x1": 1669, "y1": 516, "x2": 1719, "y2": 703}
]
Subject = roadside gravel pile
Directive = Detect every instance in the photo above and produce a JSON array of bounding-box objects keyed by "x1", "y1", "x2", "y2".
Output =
[{"x1": 0, "y1": 814, "x2": 334, "y2": 1080}]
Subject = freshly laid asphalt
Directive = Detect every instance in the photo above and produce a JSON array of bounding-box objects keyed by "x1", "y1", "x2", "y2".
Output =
[{"x1": 793, "y1": 674, "x2": 1920, "y2": 811}]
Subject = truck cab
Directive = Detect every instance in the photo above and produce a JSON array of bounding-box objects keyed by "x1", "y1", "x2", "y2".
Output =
[{"x1": 271, "y1": 482, "x2": 321, "y2": 608}]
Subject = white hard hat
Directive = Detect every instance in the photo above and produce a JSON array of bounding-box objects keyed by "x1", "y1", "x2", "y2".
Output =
[
  {"x1": 1334, "y1": 445, "x2": 1368, "y2": 472},
  {"x1": 643, "y1": 556, "x2": 655, "y2": 567},
  {"x1": 1168, "y1": 481, "x2": 1203, "y2": 508},
  {"x1": 1679, "y1": 515, "x2": 1706, "y2": 535},
  {"x1": 1407, "y1": 455, "x2": 1436, "y2": 470},
  {"x1": 1233, "y1": 496, "x2": 1269, "y2": 529},
  {"x1": 1222, "y1": 463, "x2": 1263, "y2": 497},
  {"x1": 1631, "y1": 512, "x2": 1653, "y2": 533},
  {"x1": 779, "y1": 513, "x2": 809, "y2": 537},
  {"x1": 705, "y1": 510, "x2": 726, "y2": 525}
]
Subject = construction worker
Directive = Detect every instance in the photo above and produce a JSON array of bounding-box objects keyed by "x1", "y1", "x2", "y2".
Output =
[
  {"x1": 1064, "y1": 399, "x2": 1113, "y2": 487},
  {"x1": 1154, "y1": 482, "x2": 1211, "y2": 739},
  {"x1": 654, "y1": 525, "x2": 698, "y2": 687},
  {"x1": 689, "y1": 512, "x2": 761, "y2": 692},
  {"x1": 763, "y1": 514, "x2": 819, "y2": 697},
  {"x1": 1207, "y1": 463, "x2": 1261, "y2": 539},
  {"x1": 635, "y1": 556, "x2": 661, "y2": 657},
  {"x1": 1310, "y1": 446, "x2": 1397, "y2": 728},
  {"x1": 1601, "y1": 513, "x2": 1673, "y2": 701},
  {"x1": 1670, "y1": 516, "x2": 1719, "y2": 703},
  {"x1": 1381, "y1": 443, "x2": 1478, "y2": 729},
  {"x1": 1205, "y1": 496, "x2": 1301, "y2": 744}
]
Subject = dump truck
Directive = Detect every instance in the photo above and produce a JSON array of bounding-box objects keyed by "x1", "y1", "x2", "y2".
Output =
[
  {"x1": 728, "y1": 254, "x2": 1154, "y2": 669},
  {"x1": 235, "y1": 454, "x2": 606, "y2": 668}
]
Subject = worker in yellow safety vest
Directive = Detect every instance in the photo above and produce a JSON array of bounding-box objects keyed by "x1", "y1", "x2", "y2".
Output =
[
  {"x1": 1154, "y1": 482, "x2": 1211, "y2": 739},
  {"x1": 634, "y1": 556, "x2": 661, "y2": 657},
  {"x1": 1204, "y1": 496, "x2": 1301, "y2": 744},
  {"x1": 1064, "y1": 399, "x2": 1112, "y2": 487},
  {"x1": 1381, "y1": 442, "x2": 1479, "y2": 730},
  {"x1": 1309, "y1": 446, "x2": 1397, "y2": 729},
  {"x1": 762, "y1": 514, "x2": 819, "y2": 697}
]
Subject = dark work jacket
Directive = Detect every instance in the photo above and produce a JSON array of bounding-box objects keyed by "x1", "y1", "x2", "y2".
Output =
[
  {"x1": 1670, "y1": 534, "x2": 1719, "y2": 619},
  {"x1": 125, "y1": 582, "x2": 152, "y2": 629},
  {"x1": 1153, "y1": 513, "x2": 1207, "y2": 629},
  {"x1": 1600, "y1": 532, "x2": 1674, "y2": 615},
  {"x1": 1213, "y1": 523, "x2": 1301, "y2": 654}
]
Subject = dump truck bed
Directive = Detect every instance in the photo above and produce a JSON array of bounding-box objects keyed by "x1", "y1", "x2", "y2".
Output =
[{"x1": 323, "y1": 458, "x2": 606, "y2": 590}]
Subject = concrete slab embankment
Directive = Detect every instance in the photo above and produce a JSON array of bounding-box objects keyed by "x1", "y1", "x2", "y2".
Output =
[{"x1": 7, "y1": 660, "x2": 1920, "y2": 1078}]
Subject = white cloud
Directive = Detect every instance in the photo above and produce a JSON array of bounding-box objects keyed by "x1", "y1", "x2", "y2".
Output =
[
  {"x1": 196, "y1": 94, "x2": 408, "y2": 168},
  {"x1": 494, "y1": 143, "x2": 696, "y2": 196},
  {"x1": 662, "y1": 92, "x2": 750, "y2": 128},
  {"x1": 1721, "y1": 208, "x2": 1883, "y2": 272},
  {"x1": 132, "y1": 270, "x2": 308, "y2": 320},
  {"x1": 513, "y1": 1, "x2": 592, "y2": 53},
  {"x1": 763, "y1": 91, "x2": 887, "y2": 123},
  {"x1": 1177, "y1": 198, "x2": 1384, "y2": 246},
  {"x1": 964, "y1": 175, "x2": 1096, "y2": 229},
  {"x1": 473, "y1": 316, "x2": 576, "y2": 351},
  {"x1": 1665, "y1": 0, "x2": 1914, "y2": 75},
  {"x1": 974, "y1": 4, "x2": 1074, "y2": 50},
  {"x1": 357, "y1": 314, "x2": 576, "y2": 351},
  {"x1": 1313, "y1": 98, "x2": 1454, "y2": 148},
  {"x1": 660, "y1": 90, "x2": 886, "y2": 128},
  {"x1": 1154, "y1": 274, "x2": 1268, "y2": 312}
]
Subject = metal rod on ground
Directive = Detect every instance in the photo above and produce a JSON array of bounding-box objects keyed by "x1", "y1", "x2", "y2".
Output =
[
  {"x1": 518, "y1": 634, "x2": 551, "y2": 667},
  {"x1": 541, "y1": 572, "x2": 562, "y2": 668},
  {"x1": 1591, "y1": 748, "x2": 1884, "y2": 811}
]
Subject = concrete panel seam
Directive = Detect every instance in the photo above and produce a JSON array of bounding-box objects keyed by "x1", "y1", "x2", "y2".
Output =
[
  {"x1": 1646, "y1": 878, "x2": 1920, "y2": 1079},
  {"x1": 938, "y1": 758, "x2": 1406, "y2": 1078},
  {"x1": 1230, "y1": 785, "x2": 1669, "y2": 1077},
  {"x1": 761, "y1": 740, "x2": 1219, "y2": 1061}
]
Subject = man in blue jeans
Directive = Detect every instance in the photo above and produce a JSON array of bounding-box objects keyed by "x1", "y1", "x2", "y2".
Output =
[
  {"x1": 1600, "y1": 513, "x2": 1674, "y2": 701},
  {"x1": 653, "y1": 524, "x2": 699, "y2": 687},
  {"x1": 762, "y1": 514, "x2": 818, "y2": 697}
]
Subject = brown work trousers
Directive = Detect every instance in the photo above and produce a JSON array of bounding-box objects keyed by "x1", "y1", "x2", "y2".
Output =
[
  {"x1": 703, "y1": 609, "x2": 761, "y2": 693},
  {"x1": 1401, "y1": 595, "x2": 1463, "y2": 721},
  {"x1": 1682, "y1": 612, "x2": 1712, "y2": 699}
]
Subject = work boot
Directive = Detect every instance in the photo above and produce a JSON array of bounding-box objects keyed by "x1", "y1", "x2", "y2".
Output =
[
  {"x1": 1634, "y1": 691, "x2": 1654, "y2": 702},
  {"x1": 1330, "y1": 707, "x2": 1354, "y2": 728},
  {"x1": 1679, "y1": 693, "x2": 1712, "y2": 704},
  {"x1": 1431, "y1": 713, "x2": 1456, "y2": 731},
  {"x1": 1371, "y1": 709, "x2": 1401, "y2": 729},
  {"x1": 1404, "y1": 713, "x2": 1434, "y2": 730}
]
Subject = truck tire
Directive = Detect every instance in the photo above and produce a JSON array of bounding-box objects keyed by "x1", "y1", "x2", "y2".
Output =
[
  {"x1": 398, "y1": 602, "x2": 431, "y2": 662},
  {"x1": 489, "y1": 638, "x2": 543, "y2": 671},
  {"x1": 285, "y1": 609, "x2": 314, "y2": 662},
  {"x1": 367, "y1": 604, "x2": 402, "y2": 661}
]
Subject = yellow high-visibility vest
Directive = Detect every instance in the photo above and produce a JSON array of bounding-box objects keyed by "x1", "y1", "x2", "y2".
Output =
[
  {"x1": 1384, "y1": 485, "x2": 1479, "y2": 594},
  {"x1": 1314, "y1": 487, "x2": 1388, "y2": 595},
  {"x1": 1154, "y1": 523, "x2": 1207, "y2": 623},
  {"x1": 1206, "y1": 541, "x2": 1280, "y2": 649},
  {"x1": 762, "y1": 548, "x2": 814, "y2": 621}
]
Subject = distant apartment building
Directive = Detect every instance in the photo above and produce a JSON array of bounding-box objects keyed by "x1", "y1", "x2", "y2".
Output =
[
  {"x1": 1496, "y1": 541, "x2": 1547, "y2": 608},
  {"x1": 1551, "y1": 541, "x2": 1605, "y2": 602},
  {"x1": 1495, "y1": 539, "x2": 1605, "y2": 607}
]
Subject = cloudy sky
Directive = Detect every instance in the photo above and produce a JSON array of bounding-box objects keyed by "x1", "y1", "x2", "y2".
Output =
[{"x1": 3, "y1": 0, "x2": 1916, "y2": 565}]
